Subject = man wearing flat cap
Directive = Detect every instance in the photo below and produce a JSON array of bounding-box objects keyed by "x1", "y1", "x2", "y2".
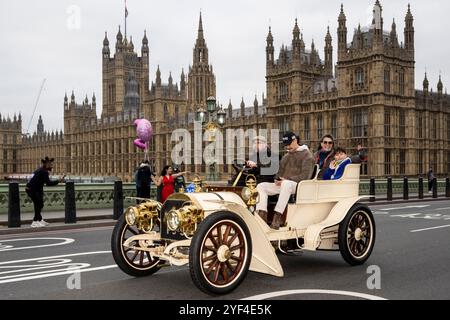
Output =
[
  {"x1": 256, "y1": 132, "x2": 314, "y2": 229},
  {"x1": 26, "y1": 157, "x2": 65, "y2": 228},
  {"x1": 246, "y1": 135, "x2": 278, "y2": 184}
]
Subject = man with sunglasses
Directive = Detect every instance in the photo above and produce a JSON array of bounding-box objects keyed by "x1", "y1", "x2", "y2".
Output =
[
  {"x1": 256, "y1": 132, "x2": 314, "y2": 230},
  {"x1": 314, "y1": 134, "x2": 335, "y2": 179}
]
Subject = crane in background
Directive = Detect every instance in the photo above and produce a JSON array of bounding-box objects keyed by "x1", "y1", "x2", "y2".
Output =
[{"x1": 25, "y1": 78, "x2": 46, "y2": 136}]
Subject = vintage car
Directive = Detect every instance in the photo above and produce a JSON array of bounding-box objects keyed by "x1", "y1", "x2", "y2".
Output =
[{"x1": 111, "y1": 164, "x2": 376, "y2": 295}]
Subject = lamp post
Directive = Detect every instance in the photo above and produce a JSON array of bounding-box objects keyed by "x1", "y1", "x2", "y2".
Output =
[{"x1": 196, "y1": 96, "x2": 226, "y2": 181}]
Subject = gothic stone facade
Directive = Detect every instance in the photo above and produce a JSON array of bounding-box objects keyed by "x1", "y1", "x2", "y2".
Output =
[
  {"x1": 2, "y1": 2, "x2": 449, "y2": 181},
  {"x1": 265, "y1": 2, "x2": 449, "y2": 177}
]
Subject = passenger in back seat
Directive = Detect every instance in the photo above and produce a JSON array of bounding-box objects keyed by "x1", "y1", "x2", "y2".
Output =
[
  {"x1": 255, "y1": 132, "x2": 314, "y2": 230},
  {"x1": 314, "y1": 134, "x2": 335, "y2": 179},
  {"x1": 322, "y1": 147, "x2": 352, "y2": 180}
]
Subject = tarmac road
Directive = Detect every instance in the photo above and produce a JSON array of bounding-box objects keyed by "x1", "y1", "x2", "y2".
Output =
[{"x1": 1, "y1": 200, "x2": 449, "y2": 300}]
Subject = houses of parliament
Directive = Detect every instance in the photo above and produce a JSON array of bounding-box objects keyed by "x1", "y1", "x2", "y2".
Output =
[{"x1": 1, "y1": 1, "x2": 449, "y2": 181}]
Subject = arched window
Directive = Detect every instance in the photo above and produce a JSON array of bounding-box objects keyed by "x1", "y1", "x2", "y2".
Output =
[
  {"x1": 164, "y1": 104, "x2": 169, "y2": 118},
  {"x1": 317, "y1": 114, "x2": 323, "y2": 139},
  {"x1": 384, "y1": 67, "x2": 391, "y2": 93},
  {"x1": 399, "y1": 109, "x2": 406, "y2": 137},
  {"x1": 279, "y1": 81, "x2": 288, "y2": 102},
  {"x1": 304, "y1": 115, "x2": 310, "y2": 141},
  {"x1": 331, "y1": 113, "x2": 338, "y2": 139},
  {"x1": 399, "y1": 68, "x2": 405, "y2": 95},
  {"x1": 355, "y1": 68, "x2": 364, "y2": 89}
]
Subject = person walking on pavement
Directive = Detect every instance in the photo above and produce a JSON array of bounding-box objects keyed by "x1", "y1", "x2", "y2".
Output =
[
  {"x1": 427, "y1": 167, "x2": 435, "y2": 194},
  {"x1": 26, "y1": 157, "x2": 65, "y2": 228}
]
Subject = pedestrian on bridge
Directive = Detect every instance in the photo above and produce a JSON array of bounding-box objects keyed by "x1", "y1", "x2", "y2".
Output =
[
  {"x1": 25, "y1": 157, "x2": 65, "y2": 228},
  {"x1": 427, "y1": 167, "x2": 435, "y2": 194}
]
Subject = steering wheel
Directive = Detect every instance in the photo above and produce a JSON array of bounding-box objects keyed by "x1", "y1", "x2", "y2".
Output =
[{"x1": 232, "y1": 159, "x2": 251, "y2": 173}]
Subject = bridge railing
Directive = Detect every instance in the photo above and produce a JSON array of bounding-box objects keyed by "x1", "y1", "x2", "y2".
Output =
[
  {"x1": 0, "y1": 183, "x2": 157, "y2": 215},
  {"x1": 1, "y1": 177, "x2": 449, "y2": 228}
]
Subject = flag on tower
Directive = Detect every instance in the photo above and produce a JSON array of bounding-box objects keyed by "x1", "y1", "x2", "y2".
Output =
[{"x1": 125, "y1": 1, "x2": 128, "y2": 17}]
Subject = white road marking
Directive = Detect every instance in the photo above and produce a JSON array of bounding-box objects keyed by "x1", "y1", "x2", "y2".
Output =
[
  {"x1": 0, "y1": 263, "x2": 90, "y2": 279},
  {"x1": 242, "y1": 289, "x2": 387, "y2": 300},
  {"x1": 0, "y1": 251, "x2": 113, "y2": 284},
  {"x1": 391, "y1": 213, "x2": 422, "y2": 218},
  {"x1": 0, "y1": 226, "x2": 114, "y2": 240},
  {"x1": 435, "y1": 207, "x2": 450, "y2": 211},
  {"x1": 0, "y1": 265, "x2": 117, "y2": 284},
  {"x1": 410, "y1": 225, "x2": 450, "y2": 233},
  {"x1": 0, "y1": 251, "x2": 111, "y2": 265},
  {"x1": 0, "y1": 238, "x2": 75, "y2": 252},
  {"x1": 373, "y1": 212, "x2": 389, "y2": 215},
  {"x1": 0, "y1": 250, "x2": 187, "y2": 284},
  {"x1": 380, "y1": 205, "x2": 429, "y2": 211},
  {"x1": 391, "y1": 213, "x2": 450, "y2": 220}
]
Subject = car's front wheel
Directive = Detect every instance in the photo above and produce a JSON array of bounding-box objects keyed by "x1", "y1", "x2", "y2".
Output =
[
  {"x1": 189, "y1": 211, "x2": 252, "y2": 295},
  {"x1": 338, "y1": 204, "x2": 376, "y2": 266},
  {"x1": 111, "y1": 215, "x2": 161, "y2": 277}
]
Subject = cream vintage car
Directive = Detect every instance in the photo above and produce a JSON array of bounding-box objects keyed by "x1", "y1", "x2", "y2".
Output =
[{"x1": 111, "y1": 164, "x2": 375, "y2": 295}]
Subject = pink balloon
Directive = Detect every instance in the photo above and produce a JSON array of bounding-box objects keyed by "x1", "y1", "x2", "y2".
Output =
[{"x1": 134, "y1": 119, "x2": 153, "y2": 143}]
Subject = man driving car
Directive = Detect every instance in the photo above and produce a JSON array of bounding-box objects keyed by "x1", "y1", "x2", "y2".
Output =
[{"x1": 246, "y1": 136, "x2": 277, "y2": 183}]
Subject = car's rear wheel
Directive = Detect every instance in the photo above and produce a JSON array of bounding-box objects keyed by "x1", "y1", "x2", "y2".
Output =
[
  {"x1": 189, "y1": 211, "x2": 252, "y2": 295},
  {"x1": 111, "y1": 215, "x2": 161, "y2": 277},
  {"x1": 338, "y1": 204, "x2": 376, "y2": 266}
]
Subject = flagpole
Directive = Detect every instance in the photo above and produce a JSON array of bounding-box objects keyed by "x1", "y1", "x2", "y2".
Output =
[{"x1": 124, "y1": 0, "x2": 127, "y2": 40}]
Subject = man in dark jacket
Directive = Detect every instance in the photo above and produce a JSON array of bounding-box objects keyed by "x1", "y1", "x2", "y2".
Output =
[
  {"x1": 246, "y1": 136, "x2": 278, "y2": 184},
  {"x1": 173, "y1": 167, "x2": 186, "y2": 192},
  {"x1": 427, "y1": 168, "x2": 435, "y2": 193},
  {"x1": 26, "y1": 157, "x2": 65, "y2": 228},
  {"x1": 136, "y1": 160, "x2": 155, "y2": 202}
]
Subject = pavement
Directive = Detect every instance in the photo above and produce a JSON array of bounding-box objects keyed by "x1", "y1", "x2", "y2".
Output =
[{"x1": 0, "y1": 209, "x2": 115, "y2": 235}]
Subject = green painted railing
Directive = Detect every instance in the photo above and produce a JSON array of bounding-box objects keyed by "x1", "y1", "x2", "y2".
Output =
[
  {"x1": 0, "y1": 179, "x2": 448, "y2": 214},
  {"x1": 0, "y1": 184, "x2": 156, "y2": 214}
]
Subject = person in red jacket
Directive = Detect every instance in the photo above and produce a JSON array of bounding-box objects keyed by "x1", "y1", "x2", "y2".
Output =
[{"x1": 152, "y1": 165, "x2": 187, "y2": 203}]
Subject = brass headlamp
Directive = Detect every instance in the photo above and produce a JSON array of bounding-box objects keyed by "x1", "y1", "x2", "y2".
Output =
[
  {"x1": 165, "y1": 202, "x2": 204, "y2": 238},
  {"x1": 124, "y1": 200, "x2": 161, "y2": 233},
  {"x1": 241, "y1": 175, "x2": 259, "y2": 212}
]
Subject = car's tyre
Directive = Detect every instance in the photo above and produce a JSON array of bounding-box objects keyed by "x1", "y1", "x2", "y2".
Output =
[
  {"x1": 111, "y1": 215, "x2": 161, "y2": 277},
  {"x1": 189, "y1": 211, "x2": 252, "y2": 295},
  {"x1": 338, "y1": 204, "x2": 376, "y2": 266}
]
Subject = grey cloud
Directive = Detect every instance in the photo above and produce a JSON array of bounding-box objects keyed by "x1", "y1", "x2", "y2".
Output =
[{"x1": 0, "y1": 0, "x2": 449, "y2": 132}]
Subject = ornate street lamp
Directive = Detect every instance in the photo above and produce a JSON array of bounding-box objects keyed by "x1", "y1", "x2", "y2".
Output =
[
  {"x1": 195, "y1": 96, "x2": 227, "y2": 182},
  {"x1": 217, "y1": 108, "x2": 226, "y2": 126},
  {"x1": 206, "y1": 96, "x2": 217, "y2": 113},
  {"x1": 196, "y1": 107, "x2": 206, "y2": 124}
]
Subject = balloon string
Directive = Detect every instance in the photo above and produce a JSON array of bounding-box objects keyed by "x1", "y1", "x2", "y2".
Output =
[{"x1": 145, "y1": 142, "x2": 149, "y2": 161}]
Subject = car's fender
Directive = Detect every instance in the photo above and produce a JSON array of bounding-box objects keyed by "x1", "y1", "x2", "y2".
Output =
[
  {"x1": 303, "y1": 196, "x2": 367, "y2": 251},
  {"x1": 211, "y1": 201, "x2": 284, "y2": 278}
]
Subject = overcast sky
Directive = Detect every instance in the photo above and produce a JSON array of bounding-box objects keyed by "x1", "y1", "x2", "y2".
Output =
[{"x1": 1, "y1": 0, "x2": 449, "y2": 133}]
